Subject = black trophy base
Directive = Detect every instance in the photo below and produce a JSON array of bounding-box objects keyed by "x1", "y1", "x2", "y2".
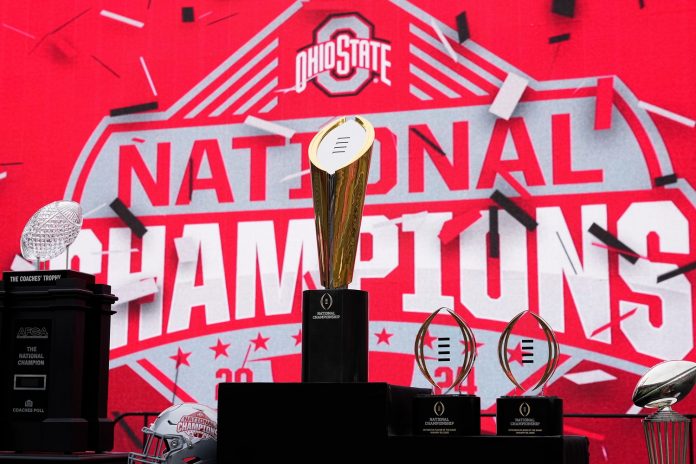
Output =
[
  {"x1": 496, "y1": 396, "x2": 563, "y2": 436},
  {"x1": 7, "y1": 420, "x2": 114, "y2": 453},
  {"x1": 413, "y1": 394, "x2": 480, "y2": 436},
  {"x1": 301, "y1": 289, "x2": 368, "y2": 383},
  {"x1": 0, "y1": 270, "x2": 117, "y2": 452}
]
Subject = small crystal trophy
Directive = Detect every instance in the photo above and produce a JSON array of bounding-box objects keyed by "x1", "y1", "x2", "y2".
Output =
[
  {"x1": 496, "y1": 310, "x2": 563, "y2": 436},
  {"x1": 412, "y1": 307, "x2": 480, "y2": 435}
]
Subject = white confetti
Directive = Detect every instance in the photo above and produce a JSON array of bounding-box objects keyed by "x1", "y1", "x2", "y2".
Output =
[
  {"x1": 174, "y1": 236, "x2": 199, "y2": 263},
  {"x1": 564, "y1": 369, "x2": 617, "y2": 385},
  {"x1": 100, "y1": 10, "x2": 144, "y2": 29},
  {"x1": 244, "y1": 115, "x2": 295, "y2": 139},
  {"x1": 489, "y1": 72, "x2": 528, "y2": 120},
  {"x1": 83, "y1": 202, "x2": 107, "y2": 218},
  {"x1": 280, "y1": 169, "x2": 310, "y2": 183},
  {"x1": 429, "y1": 18, "x2": 457, "y2": 63},
  {"x1": 638, "y1": 101, "x2": 695, "y2": 128},
  {"x1": 140, "y1": 56, "x2": 158, "y2": 97},
  {"x1": 113, "y1": 277, "x2": 158, "y2": 304},
  {"x1": 2, "y1": 23, "x2": 35, "y2": 39},
  {"x1": 11, "y1": 255, "x2": 35, "y2": 271}
]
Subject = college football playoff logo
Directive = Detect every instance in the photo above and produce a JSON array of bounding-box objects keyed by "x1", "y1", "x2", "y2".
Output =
[
  {"x1": 320, "y1": 293, "x2": 334, "y2": 311},
  {"x1": 519, "y1": 402, "x2": 531, "y2": 417},
  {"x1": 433, "y1": 401, "x2": 446, "y2": 417}
]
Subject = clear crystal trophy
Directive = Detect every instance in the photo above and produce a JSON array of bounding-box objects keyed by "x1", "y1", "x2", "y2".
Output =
[{"x1": 20, "y1": 200, "x2": 82, "y2": 269}]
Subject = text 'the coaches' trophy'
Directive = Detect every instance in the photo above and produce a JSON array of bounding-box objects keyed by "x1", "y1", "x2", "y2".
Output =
[
  {"x1": 302, "y1": 116, "x2": 374, "y2": 383},
  {"x1": 496, "y1": 310, "x2": 562, "y2": 436}
]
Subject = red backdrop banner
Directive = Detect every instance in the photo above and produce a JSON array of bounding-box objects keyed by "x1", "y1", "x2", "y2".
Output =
[{"x1": 2, "y1": 0, "x2": 696, "y2": 461}]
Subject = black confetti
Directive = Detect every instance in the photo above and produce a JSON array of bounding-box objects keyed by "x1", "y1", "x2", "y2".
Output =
[
  {"x1": 456, "y1": 11, "x2": 470, "y2": 43},
  {"x1": 91, "y1": 55, "x2": 120, "y2": 78},
  {"x1": 489, "y1": 206, "x2": 499, "y2": 258},
  {"x1": 588, "y1": 223, "x2": 638, "y2": 264},
  {"x1": 30, "y1": 8, "x2": 91, "y2": 54},
  {"x1": 110, "y1": 102, "x2": 158, "y2": 117},
  {"x1": 182, "y1": 7, "x2": 194, "y2": 22},
  {"x1": 490, "y1": 190, "x2": 537, "y2": 230},
  {"x1": 207, "y1": 12, "x2": 238, "y2": 26},
  {"x1": 549, "y1": 33, "x2": 571, "y2": 44},
  {"x1": 657, "y1": 260, "x2": 696, "y2": 283},
  {"x1": 188, "y1": 158, "x2": 194, "y2": 201},
  {"x1": 552, "y1": 0, "x2": 575, "y2": 18},
  {"x1": 557, "y1": 232, "x2": 577, "y2": 275},
  {"x1": 654, "y1": 174, "x2": 677, "y2": 187},
  {"x1": 110, "y1": 198, "x2": 148, "y2": 238},
  {"x1": 410, "y1": 127, "x2": 446, "y2": 156}
]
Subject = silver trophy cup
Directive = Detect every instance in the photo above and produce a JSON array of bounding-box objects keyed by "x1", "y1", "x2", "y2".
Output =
[{"x1": 632, "y1": 360, "x2": 696, "y2": 464}]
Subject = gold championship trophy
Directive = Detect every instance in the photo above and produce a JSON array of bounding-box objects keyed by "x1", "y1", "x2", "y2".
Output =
[{"x1": 302, "y1": 116, "x2": 374, "y2": 382}]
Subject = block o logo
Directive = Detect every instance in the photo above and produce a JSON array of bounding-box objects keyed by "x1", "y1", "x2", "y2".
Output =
[{"x1": 295, "y1": 13, "x2": 392, "y2": 97}]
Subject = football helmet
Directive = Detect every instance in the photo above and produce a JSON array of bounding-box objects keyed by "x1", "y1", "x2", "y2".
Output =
[{"x1": 128, "y1": 403, "x2": 217, "y2": 464}]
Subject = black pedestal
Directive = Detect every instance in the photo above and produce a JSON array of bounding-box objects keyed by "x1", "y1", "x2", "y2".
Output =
[
  {"x1": 496, "y1": 396, "x2": 563, "y2": 436},
  {"x1": 217, "y1": 382, "x2": 588, "y2": 463},
  {"x1": 0, "y1": 271, "x2": 117, "y2": 452},
  {"x1": 217, "y1": 382, "x2": 428, "y2": 460},
  {"x1": 0, "y1": 452, "x2": 128, "y2": 463},
  {"x1": 301, "y1": 289, "x2": 368, "y2": 382},
  {"x1": 413, "y1": 394, "x2": 480, "y2": 436}
]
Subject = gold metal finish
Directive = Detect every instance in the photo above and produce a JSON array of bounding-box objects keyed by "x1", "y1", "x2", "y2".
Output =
[
  {"x1": 308, "y1": 116, "x2": 374, "y2": 289},
  {"x1": 414, "y1": 307, "x2": 477, "y2": 394},
  {"x1": 497, "y1": 310, "x2": 560, "y2": 393}
]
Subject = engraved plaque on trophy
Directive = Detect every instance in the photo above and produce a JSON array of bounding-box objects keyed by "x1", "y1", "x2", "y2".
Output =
[
  {"x1": 301, "y1": 116, "x2": 374, "y2": 383},
  {"x1": 412, "y1": 307, "x2": 480, "y2": 436},
  {"x1": 496, "y1": 310, "x2": 563, "y2": 436}
]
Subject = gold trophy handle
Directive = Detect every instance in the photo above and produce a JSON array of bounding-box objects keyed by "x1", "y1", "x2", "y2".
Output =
[
  {"x1": 414, "y1": 307, "x2": 477, "y2": 394},
  {"x1": 497, "y1": 310, "x2": 560, "y2": 393}
]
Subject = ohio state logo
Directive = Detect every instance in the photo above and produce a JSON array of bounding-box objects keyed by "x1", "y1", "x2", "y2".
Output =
[{"x1": 295, "y1": 12, "x2": 392, "y2": 96}]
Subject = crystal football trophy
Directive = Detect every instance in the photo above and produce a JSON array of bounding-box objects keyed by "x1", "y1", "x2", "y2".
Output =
[
  {"x1": 0, "y1": 200, "x2": 117, "y2": 452},
  {"x1": 412, "y1": 307, "x2": 480, "y2": 435},
  {"x1": 301, "y1": 116, "x2": 374, "y2": 382},
  {"x1": 496, "y1": 310, "x2": 562, "y2": 436},
  {"x1": 632, "y1": 360, "x2": 696, "y2": 464},
  {"x1": 20, "y1": 200, "x2": 82, "y2": 269}
]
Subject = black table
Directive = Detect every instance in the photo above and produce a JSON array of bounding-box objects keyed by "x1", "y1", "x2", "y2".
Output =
[
  {"x1": 218, "y1": 382, "x2": 589, "y2": 463},
  {"x1": 0, "y1": 453, "x2": 127, "y2": 463}
]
